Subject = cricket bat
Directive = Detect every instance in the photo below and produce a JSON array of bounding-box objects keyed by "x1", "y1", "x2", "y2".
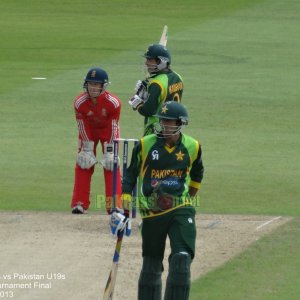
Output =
[
  {"x1": 159, "y1": 25, "x2": 168, "y2": 47},
  {"x1": 102, "y1": 233, "x2": 124, "y2": 300}
]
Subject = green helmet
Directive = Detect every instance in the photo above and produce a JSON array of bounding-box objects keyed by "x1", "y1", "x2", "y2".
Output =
[
  {"x1": 155, "y1": 101, "x2": 188, "y2": 125},
  {"x1": 143, "y1": 44, "x2": 171, "y2": 72}
]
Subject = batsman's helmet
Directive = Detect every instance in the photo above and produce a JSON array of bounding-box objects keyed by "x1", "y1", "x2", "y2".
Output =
[
  {"x1": 83, "y1": 67, "x2": 109, "y2": 88},
  {"x1": 155, "y1": 101, "x2": 188, "y2": 125},
  {"x1": 143, "y1": 44, "x2": 171, "y2": 72}
]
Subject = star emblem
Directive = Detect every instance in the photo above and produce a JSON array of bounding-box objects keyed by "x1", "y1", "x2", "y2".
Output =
[
  {"x1": 175, "y1": 151, "x2": 184, "y2": 161},
  {"x1": 161, "y1": 106, "x2": 168, "y2": 114}
]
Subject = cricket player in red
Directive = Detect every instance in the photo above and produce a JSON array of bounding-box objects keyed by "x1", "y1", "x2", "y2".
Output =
[{"x1": 71, "y1": 67, "x2": 122, "y2": 214}]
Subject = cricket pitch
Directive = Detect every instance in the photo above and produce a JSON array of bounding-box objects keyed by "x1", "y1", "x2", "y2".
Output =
[{"x1": 0, "y1": 212, "x2": 291, "y2": 299}]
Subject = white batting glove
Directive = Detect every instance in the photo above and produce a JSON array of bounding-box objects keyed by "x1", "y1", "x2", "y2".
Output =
[
  {"x1": 110, "y1": 209, "x2": 131, "y2": 237},
  {"x1": 100, "y1": 142, "x2": 119, "y2": 171},
  {"x1": 128, "y1": 94, "x2": 144, "y2": 111},
  {"x1": 134, "y1": 79, "x2": 148, "y2": 100},
  {"x1": 134, "y1": 80, "x2": 143, "y2": 92},
  {"x1": 76, "y1": 141, "x2": 97, "y2": 169}
]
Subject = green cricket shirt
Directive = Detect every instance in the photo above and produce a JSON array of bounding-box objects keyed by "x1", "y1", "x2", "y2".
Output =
[
  {"x1": 137, "y1": 69, "x2": 184, "y2": 136},
  {"x1": 122, "y1": 133, "x2": 204, "y2": 218}
]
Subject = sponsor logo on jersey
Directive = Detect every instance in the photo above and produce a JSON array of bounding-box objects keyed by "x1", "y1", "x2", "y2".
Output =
[
  {"x1": 152, "y1": 150, "x2": 159, "y2": 160},
  {"x1": 151, "y1": 180, "x2": 160, "y2": 187},
  {"x1": 150, "y1": 178, "x2": 180, "y2": 188},
  {"x1": 161, "y1": 178, "x2": 180, "y2": 187}
]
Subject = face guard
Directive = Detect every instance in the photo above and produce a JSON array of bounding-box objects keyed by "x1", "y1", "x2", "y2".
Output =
[
  {"x1": 143, "y1": 44, "x2": 171, "y2": 74},
  {"x1": 153, "y1": 101, "x2": 188, "y2": 137},
  {"x1": 144, "y1": 56, "x2": 170, "y2": 74},
  {"x1": 154, "y1": 121, "x2": 185, "y2": 138}
]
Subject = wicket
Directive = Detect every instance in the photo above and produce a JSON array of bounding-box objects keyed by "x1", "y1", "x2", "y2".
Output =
[{"x1": 112, "y1": 138, "x2": 138, "y2": 218}]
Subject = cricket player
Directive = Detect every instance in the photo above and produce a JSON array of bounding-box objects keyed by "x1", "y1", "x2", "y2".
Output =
[
  {"x1": 129, "y1": 43, "x2": 184, "y2": 136},
  {"x1": 110, "y1": 101, "x2": 204, "y2": 300},
  {"x1": 71, "y1": 67, "x2": 122, "y2": 214}
]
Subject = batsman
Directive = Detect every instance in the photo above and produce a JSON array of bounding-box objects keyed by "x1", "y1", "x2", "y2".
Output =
[
  {"x1": 129, "y1": 42, "x2": 184, "y2": 136},
  {"x1": 110, "y1": 101, "x2": 204, "y2": 300}
]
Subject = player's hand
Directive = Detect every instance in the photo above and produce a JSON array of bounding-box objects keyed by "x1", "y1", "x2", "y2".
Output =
[
  {"x1": 110, "y1": 208, "x2": 131, "y2": 237},
  {"x1": 134, "y1": 80, "x2": 144, "y2": 93},
  {"x1": 76, "y1": 141, "x2": 97, "y2": 169},
  {"x1": 128, "y1": 95, "x2": 144, "y2": 111},
  {"x1": 100, "y1": 142, "x2": 119, "y2": 171},
  {"x1": 135, "y1": 79, "x2": 148, "y2": 98}
]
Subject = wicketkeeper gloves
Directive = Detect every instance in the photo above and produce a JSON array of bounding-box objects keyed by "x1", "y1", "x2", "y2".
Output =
[
  {"x1": 76, "y1": 141, "x2": 97, "y2": 169},
  {"x1": 100, "y1": 142, "x2": 119, "y2": 171}
]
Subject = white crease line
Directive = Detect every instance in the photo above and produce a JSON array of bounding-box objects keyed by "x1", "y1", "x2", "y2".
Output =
[
  {"x1": 205, "y1": 220, "x2": 221, "y2": 229},
  {"x1": 256, "y1": 216, "x2": 281, "y2": 230}
]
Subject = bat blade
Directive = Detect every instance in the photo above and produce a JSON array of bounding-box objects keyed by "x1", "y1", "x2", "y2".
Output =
[
  {"x1": 103, "y1": 263, "x2": 118, "y2": 300},
  {"x1": 102, "y1": 234, "x2": 124, "y2": 300},
  {"x1": 159, "y1": 25, "x2": 168, "y2": 47}
]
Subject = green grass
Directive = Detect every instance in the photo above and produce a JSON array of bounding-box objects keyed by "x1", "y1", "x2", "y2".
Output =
[
  {"x1": 1, "y1": 0, "x2": 300, "y2": 298},
  {"x1": 191, "y1": 217, "x2": 300, "y2": 300}
]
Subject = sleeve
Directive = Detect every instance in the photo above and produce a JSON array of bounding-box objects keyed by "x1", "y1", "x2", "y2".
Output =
[
  {"x1": 137, "y1": 82, "x2": 162, "y2": 116},
  {"x1": 74, "y1": 96, "x2": 93, "y2": 141},
  {"x1": 122, "y1": 142, "x2": 142, "y2": 194},
  {"x1": 106, "y1": 94, "x2": 121, "y2": 143},
  {"x1": 189, "y1": 144, "x2": 204, "y2": 190}
]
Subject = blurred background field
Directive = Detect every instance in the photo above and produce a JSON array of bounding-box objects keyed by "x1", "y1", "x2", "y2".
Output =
[{"x1": 0, "y1": 0, "x2": 299, "y2": 299}]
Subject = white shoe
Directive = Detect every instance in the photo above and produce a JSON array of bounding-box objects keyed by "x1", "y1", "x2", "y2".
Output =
[{"x1": 72, "y1": 204, "x2": 85, "y2": 214}]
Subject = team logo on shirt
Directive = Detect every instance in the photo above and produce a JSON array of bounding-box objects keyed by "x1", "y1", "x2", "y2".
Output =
[
  {"x1": 175, "y1": 151, "x2": 184, "y2": 161},
  {"x1": 101, "y1": 108, "x2": 107, "y2": 117}
]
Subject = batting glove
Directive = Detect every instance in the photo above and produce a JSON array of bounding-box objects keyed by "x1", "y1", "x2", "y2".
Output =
[
  {"x1": 128, "y1": 95, "x2": 144, "y2": 111},
  {"x1": 134, "y1": 79, "x2": 148, "y2": 99},
  {"x1": 110, "y1": 208, "x2": 131, "y2": 237}
]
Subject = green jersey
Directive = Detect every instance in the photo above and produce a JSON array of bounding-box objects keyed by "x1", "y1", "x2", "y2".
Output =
[
  {"x1": 137, "y1": 70, "x2": 184, "y2": 136},
  {"x1": 122, "y1": 133, "x2": 204, "y2": 218}
]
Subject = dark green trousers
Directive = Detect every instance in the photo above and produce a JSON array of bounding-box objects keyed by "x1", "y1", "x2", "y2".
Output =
[{"x1": 141, "y1": 206, "x2": 196, "y2": 260}]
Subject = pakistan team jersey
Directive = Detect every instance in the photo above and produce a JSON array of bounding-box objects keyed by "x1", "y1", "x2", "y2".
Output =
[
  {"x1": 122, "y1": 133, "x2": 204, "y2": 218},
  {"x1": 137, "y1": 70, "x2": 184, "y2": 136}
]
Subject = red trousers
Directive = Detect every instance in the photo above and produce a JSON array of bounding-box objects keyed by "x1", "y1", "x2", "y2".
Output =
[{"x1": 71, "y1": 140, "x2": 122, "y2": 213}]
